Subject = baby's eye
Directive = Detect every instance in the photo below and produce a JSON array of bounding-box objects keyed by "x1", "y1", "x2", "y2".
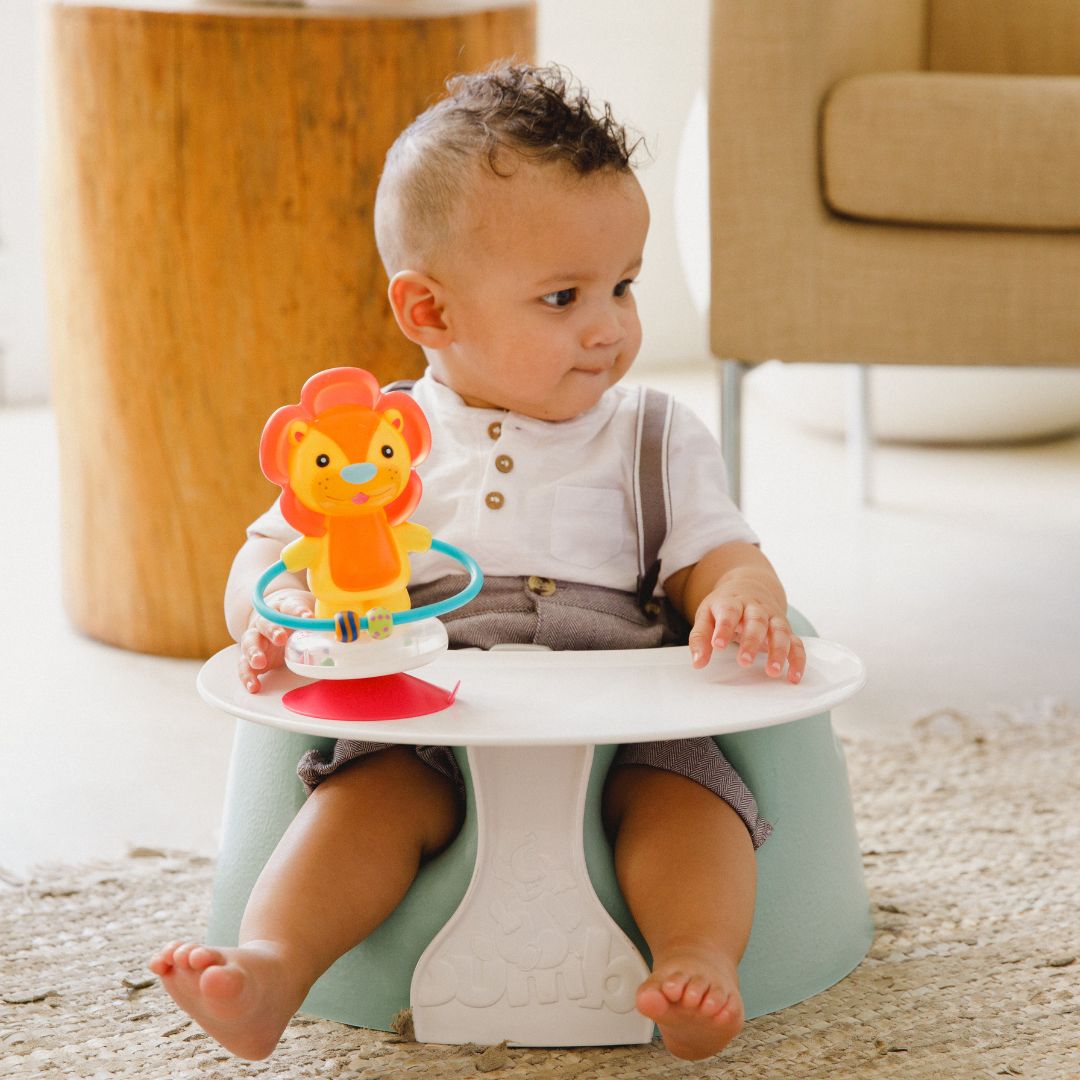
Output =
[
  {"x1": 541, "y1": 288, "x2": 577, "y2": 308},
  {"x1": 614, "y1": 279, "x2": 635, "y2": 298}
]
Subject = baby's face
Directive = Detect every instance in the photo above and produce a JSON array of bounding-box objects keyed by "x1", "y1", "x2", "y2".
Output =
[{"x1": 428, "y1": 161, "x2": 649, "y2": 421}]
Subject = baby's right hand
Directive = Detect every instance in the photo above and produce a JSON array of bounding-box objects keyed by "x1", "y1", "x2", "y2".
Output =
[{"x1": 238, "y1": 588, "x2": 315, "y2": 693}]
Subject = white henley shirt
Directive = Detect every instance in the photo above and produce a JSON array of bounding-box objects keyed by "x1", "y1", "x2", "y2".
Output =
[{"x1": 246, "y1": 373, "x2": 757, "y2": 595}]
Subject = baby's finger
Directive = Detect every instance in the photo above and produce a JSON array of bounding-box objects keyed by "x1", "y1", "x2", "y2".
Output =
[
  {"x1": 687, "y1": 607, "x2": 717, "y2": 667},
  {"x1": 279, "y1": 597, "x2": 314, "y2": 619},
  {"x1": 236, "y1": 650, "x2": 262, "y2": 694},
  {"x1": 240, "y1": 626, "x2": 271, "y2": 670},
  {"x1": 765, "y1": 619, "x2": 791, "y2": 678},
  {"x1": 253, "y1": 614, "x2": 289, "y2": 647},
  {"x1": 787, "y1": 635, "x2": 807, "y2": 684},
  {"x1": 737, "y1": 606, "x2": 770, "y2": 665},
  {"x1": 710, "y1": 602, "x2": 743, "y2": 650}
]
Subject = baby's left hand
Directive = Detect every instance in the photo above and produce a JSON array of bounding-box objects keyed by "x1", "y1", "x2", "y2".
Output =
[{"x1": 688, "y1": 587, "x2": 806, "y2": 683}]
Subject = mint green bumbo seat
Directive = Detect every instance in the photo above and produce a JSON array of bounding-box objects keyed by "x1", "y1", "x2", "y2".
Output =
[{"x1": 206, "y1": 608, "x2": 872, "y2": 1033}]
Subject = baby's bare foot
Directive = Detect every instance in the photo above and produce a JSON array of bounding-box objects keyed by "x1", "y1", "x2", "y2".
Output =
[
  {"x1": 149, "y1": 939, "x2": 308, "y2": 1060},
  {"x1": 636, "y1": 947, "x2": 745, "y2": 1061}
]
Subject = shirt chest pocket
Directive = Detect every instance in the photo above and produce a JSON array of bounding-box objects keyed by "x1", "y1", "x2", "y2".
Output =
[{"x1": 549, "y1": 485, "x2": 628, "y2": 569}]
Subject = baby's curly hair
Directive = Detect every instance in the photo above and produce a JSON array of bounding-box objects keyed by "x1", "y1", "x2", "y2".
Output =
[{"x1": 375, "y1": 62, "x2": 643, "y2": 275}]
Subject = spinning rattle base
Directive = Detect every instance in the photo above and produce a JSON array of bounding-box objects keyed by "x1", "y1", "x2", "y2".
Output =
[
  {"x1": 285, "y1": 618, "x2": 449, "y2": 680},
  {"x1": 282, "y1": 618, "x2": 456, "y2": 722},
  {"x1": 283, "y1": 673, "x2": 460, "y2": 723}
]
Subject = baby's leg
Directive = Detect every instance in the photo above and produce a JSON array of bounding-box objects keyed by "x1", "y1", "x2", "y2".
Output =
[
  {"x1": 602, "y1": 764, "x2": 756, "y2": 1061},
  {"x1": 150, "y1": 748, "x2": 462, "y2": 1060}
]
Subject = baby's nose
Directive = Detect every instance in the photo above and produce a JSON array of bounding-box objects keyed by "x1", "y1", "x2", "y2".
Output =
[
  {"x1": 341, "y1": 462, "x2": 378, "y2": 485},
  {"x1": 582, "y1": 309, "x2": 626, "y2": 349}
]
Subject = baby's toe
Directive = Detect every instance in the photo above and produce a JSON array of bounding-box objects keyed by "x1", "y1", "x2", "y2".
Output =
[
  {"x1": 149, "y1": 941, "x2": 183, "y2": 975},
  {"x1": 188, "y1": 946, "x2": 225, "y2": 971},
  {"x1": 171, "y1": 942, "x2": 200, "y2": 969},
  {"x1": 636, "y1": 982, "x2": 672, "y2": 1021},
  {"x1": 660, "y1": 972, "x2": 690, "y2": 1003},
  {"x1": 199, "y1": 960, "x2": 247, "y2": 1004},
  {"x1": 700, "y1": 989, "x2": 731, "y2": 1018},
  {"x1": 681, "y1": 975, "x2": 710, "y2": 1008}
]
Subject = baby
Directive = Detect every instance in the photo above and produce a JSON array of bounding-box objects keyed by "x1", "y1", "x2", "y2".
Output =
[{"x1": 151, "y1": 63, "x2": 805, "y2": 1063}]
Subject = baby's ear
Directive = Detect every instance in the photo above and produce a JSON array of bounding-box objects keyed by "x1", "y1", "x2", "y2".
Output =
[{"x1": 388, "y1": 271, "x2": 452, "y2": 348}]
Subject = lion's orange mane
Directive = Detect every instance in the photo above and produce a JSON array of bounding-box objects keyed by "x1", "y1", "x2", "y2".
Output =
[{"x1": 259, "y1": 367, "x2": 431, "y2": 538}]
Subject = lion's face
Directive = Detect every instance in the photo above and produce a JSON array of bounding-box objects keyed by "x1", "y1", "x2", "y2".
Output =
[
  {"x1": 286, "y1": 409, "x2": 413, "y2": 518},
  {"x1": 260, "y1": 367, "x2": 430, "y2": 535}
]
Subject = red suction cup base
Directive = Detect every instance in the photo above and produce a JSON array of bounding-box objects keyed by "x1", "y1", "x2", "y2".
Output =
[{"x1": 283, "y1": 673, "x2": 460, "y2": 722}]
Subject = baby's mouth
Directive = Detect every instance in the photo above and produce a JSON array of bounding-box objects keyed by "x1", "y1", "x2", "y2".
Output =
[{"x1": 574, "y1": 359, "x2": 617, "y2": 376}]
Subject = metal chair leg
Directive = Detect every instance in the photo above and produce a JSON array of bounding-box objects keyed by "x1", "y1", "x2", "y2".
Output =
[
  {"x1": 846, "y1": 365, "x2": 873, "y2": 505},
  {"x1": 720, "y1": 360, "x2": 747, "y2": 506}
]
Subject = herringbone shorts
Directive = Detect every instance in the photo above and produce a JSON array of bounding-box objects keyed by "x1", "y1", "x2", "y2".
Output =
[{"x1": 297, "y1": 576, "x2": 773, "y2": 849}]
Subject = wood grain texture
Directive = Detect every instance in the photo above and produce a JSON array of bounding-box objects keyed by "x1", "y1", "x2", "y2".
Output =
[{"x1": 46, "y1": 1, "x2": 535, "y2": 657}]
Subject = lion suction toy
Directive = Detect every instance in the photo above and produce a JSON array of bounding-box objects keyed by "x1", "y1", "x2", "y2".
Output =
[{"x1": 252, "y1": 367, "x2": 482, "y2": 720}]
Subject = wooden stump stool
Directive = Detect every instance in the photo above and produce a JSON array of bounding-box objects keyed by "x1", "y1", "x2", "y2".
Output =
[{"x1": 45, "y1": 0, "x2": 535, "y2": 658}]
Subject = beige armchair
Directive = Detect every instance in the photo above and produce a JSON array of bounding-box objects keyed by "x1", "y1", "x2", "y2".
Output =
[{"x1": 709, "y1": 0, "x2": 1080, "y2": 502}]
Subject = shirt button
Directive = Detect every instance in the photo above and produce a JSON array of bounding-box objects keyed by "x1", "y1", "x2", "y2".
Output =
[
  {"x1": 495, "y1": 454, "x2": 514, "y2": 474},
  {"x1": 487, "y1": 421, "x2": 502, "y2": 441},
  {"x1": 485, "y1": 491, "x2": 505, "y2": 510},
  {"x1": 527, "y1": 575, "x2": 557, "y2": 597}
]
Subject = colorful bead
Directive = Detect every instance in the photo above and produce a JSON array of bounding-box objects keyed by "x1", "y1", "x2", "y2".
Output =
[
  {"x1": 366, "y1": 607, "x2": 394, "y2": 640},
  {"x1": 334, "y1": 610, "x2": 361, "y2": 642}
]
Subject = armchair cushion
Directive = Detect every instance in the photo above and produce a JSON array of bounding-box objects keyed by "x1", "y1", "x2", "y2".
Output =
[{"x1": 821, "y1": 72, "x2": 1080, "y2": 231}]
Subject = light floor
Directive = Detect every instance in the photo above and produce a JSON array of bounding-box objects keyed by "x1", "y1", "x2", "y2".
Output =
[{"x1": 3, "y1": 365, "x2": 1079, "y2": 876}]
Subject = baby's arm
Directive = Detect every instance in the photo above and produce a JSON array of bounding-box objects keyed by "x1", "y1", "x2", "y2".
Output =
[
  {"x1": 664, "y1": 541, "x2": 806, "y2": 683},
  {"x1": 225, "y1": 535, "x2": 314, "y2": 694}
]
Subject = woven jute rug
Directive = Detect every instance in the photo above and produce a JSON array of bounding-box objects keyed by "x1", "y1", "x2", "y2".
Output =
[{"x1": 3, "y1": 701, "x2": 1079, "y2": 1079}]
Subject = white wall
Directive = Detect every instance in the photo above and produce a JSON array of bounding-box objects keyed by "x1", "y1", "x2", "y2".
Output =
[
  {"x1": 0, "y1": 0, "x2": 709, "y2": 404},
  {"x1": 0, "y1": 0, "x2": 49, "y2": 403},
  {"x1": 537, "y1": 0, "x2": 711, "y2": 370}
]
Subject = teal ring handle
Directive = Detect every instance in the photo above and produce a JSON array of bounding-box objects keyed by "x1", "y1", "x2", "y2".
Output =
[{"x1": 252, "y1": 539, "x2": 483, "y2": 632}]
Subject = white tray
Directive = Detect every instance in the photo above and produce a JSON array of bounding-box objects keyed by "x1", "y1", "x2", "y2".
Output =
[{"x1": 198, "y1": 639, "x2": 865, "y2": 746}]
